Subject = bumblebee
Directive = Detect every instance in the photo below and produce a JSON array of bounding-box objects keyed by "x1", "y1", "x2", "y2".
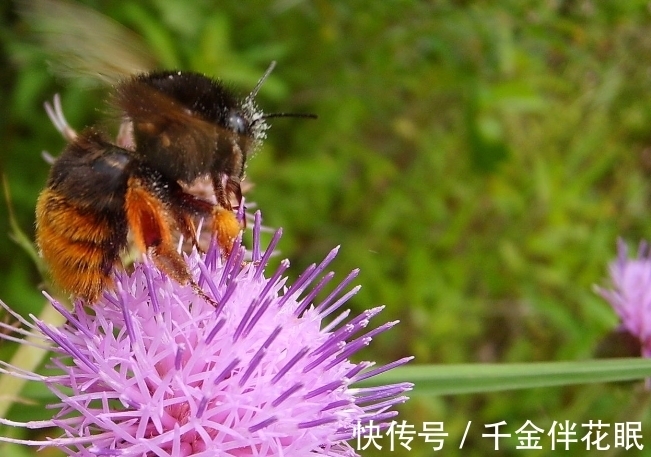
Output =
[
  {"x1": 26, "y1": 0, "x2": 273, "y2": 303},
  {"x1": 27, "y1": 0, "x2": 314, "y2": 303},
  {"x1": 36, "y1": 69, "x2": 271, "y2": 303}
]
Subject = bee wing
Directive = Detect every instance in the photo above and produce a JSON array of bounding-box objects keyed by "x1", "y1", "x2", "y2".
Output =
[
  {"x1": 19, "y1": 0, "x2": 157, "y2": 85},
  {"x1": 114, "y1": 79, "x2": 220, "y2": 144}
]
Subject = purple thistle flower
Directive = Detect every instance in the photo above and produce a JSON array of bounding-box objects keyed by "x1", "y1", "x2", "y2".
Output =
[
  {"x1": 597, "y1": 239, "x2": 651, "y2": 357},
  {"x1": 0, "y1": 212, "x2": 412, "y2": 456}
]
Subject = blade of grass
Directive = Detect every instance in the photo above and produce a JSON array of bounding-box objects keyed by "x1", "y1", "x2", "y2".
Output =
[
  {"x1": 0, "y1": 176, "x2": 67, "y2": 418},
  {"x1": 2, "y1": 176, "x2": 44, "y2": 277},
  {"x1": 364, "y1": 358, "x2": 651, "y2": 395}
]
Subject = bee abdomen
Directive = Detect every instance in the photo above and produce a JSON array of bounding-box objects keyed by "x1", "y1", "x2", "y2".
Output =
[{"x1": 35, "y1": 188, "x2": 127, "y2": 302}]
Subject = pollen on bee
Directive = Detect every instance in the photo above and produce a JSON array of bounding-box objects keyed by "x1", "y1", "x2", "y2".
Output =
[{"x1": 213, "y1": 207, "x2": 242, "y2": 253}]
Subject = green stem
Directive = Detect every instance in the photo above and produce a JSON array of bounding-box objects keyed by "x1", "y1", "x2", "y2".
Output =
[{"x1": 0, "y1": 303, "x2": 65, "y2": 418}]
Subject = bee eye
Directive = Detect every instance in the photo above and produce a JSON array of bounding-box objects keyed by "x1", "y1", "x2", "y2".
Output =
[{"x1": 227, "y1": 112, "x2": 248, "y2": 135}]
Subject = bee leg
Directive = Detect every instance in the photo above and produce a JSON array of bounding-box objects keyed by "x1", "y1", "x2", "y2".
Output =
[
  {"x1": 149, "y1": 240, "x2": 218, "y2": 307},
  {"x1": 178, "y1": 213, "x2": 201, "y2": 251},
  {"x1": 225, "y1": 177, "x2": 246, "y2": 229},
  {"x1": 167, "y1": 183, "x2": 215, "y2": 253},
  {"x1": 211, "y1": 176, "x2": 242, "y2": 254},
  {"x1": 125, "y1": 176, "x2": 188, "y2": 280},
  {"x1": 125, "y1": 176, "x2": 217, "y2": 307}
]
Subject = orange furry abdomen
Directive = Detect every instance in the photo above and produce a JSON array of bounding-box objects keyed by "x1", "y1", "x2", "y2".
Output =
[{"x1": 35, "y1": 189, "x2": 122, "y2": 303}]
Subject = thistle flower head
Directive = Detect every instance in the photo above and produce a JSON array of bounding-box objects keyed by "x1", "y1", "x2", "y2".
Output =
[
  {"x1": 0, "y1": 212, "x2": 412, "y2": 456},
  {"x1": 597, "y1": 239, "x2": 651, "y2": 357}
]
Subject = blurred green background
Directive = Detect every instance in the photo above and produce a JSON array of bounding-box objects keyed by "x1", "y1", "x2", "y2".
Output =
[{"x1": 3, "y1": 0, "x2": 651, "y2": 455}]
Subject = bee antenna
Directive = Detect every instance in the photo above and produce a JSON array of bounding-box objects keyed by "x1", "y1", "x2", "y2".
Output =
[
  {"x1": 250, "y1": 112, "x2": 317, "y2": 128},
  {"x1": 247, "y1": 61, "x2": 277, "y2": 100},
  {"x1": 263, "y1": 112, "x2": 318, "y2": 120},
  {"x1": 247, "y1": 61, "x2": 318, "y2": 128}
]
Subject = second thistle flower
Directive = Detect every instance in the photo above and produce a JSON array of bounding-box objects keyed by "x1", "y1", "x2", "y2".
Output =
[{"x1": 597, "y1": 239, "x2": 651, "y2": 357}]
